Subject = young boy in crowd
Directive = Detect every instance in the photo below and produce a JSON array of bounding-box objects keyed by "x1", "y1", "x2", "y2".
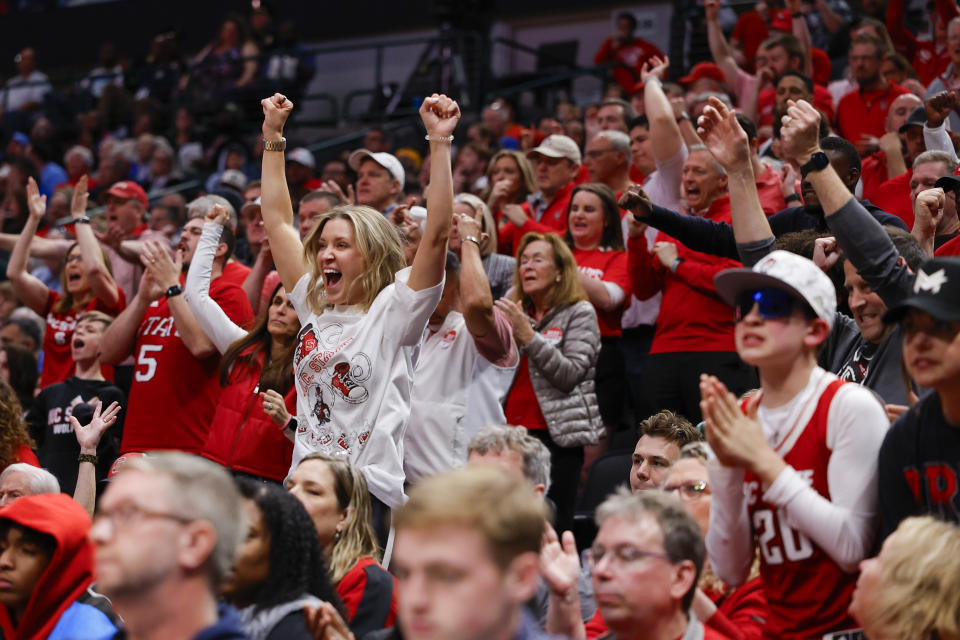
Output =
[
  {"x1": 28, "y1": 311, "x2": 124, "y2": 495},
  {"x1": 677, "y1": 96, "x2": 889, "y2": 639}
]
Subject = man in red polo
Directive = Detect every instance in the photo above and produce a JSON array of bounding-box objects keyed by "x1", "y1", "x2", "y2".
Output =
[
  {"x1": 623, "y1": 148, "x2": 753, "y2": 423},
  {"x1": 836, "y1": 33, "x2": 909, "y2": 154},
  {"x1": 497, "y1": 135, "x2": 580, "y2": 257}
]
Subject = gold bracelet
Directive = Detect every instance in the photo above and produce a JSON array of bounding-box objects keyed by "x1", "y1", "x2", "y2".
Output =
[{"x1": 263, "y1": 137, "x2": 287, "y2": 152}]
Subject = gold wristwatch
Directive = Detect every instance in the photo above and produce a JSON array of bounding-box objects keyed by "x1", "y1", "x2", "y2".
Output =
[{"x1": 263, "y1": 137, "x2": 287, "y2": 152}]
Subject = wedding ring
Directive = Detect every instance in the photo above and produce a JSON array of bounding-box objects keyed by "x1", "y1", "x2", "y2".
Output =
[{"x1": 265, "y1": 402, "x2": 273, "y2": 410}]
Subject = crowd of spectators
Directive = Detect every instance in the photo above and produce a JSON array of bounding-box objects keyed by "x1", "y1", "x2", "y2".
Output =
[{"x1": 0, "y1": 1, "x2": 959, "y2": 638}]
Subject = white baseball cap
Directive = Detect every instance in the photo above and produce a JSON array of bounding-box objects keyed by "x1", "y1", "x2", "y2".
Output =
[
  {"x1": 526, "y1": 134, "x2": 582, "y2": 165},
  {"x1": 220, "y1": 169, "x2": 247, "y2": 191},
  {"x1": 349, "y1": 149, "x2": 405, "y2": 185},
  {"x1": 713, "y1": 250, "x2": 836, "y2": 329},
  {"x1": 287, "y1": 147, "x2": 316, "y2": 169}
]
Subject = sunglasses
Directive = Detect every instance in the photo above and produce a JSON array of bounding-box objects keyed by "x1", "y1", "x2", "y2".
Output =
[{"x1": 734, "y1": 288, "x2": 809, "y2": 322}]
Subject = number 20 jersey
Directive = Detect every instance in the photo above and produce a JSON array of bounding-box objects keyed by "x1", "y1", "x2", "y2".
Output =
[{"x1": 743, "y1": 379, "x2": 860, "y2": 639}]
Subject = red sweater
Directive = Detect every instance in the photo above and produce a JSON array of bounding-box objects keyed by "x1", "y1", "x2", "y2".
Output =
[
  {"x1": 871, "y1": 169, "x2": 914, "y2": 229},
  {"x1": 498, "y1": 181, "x2": 575, "y2": 257},
  {"x1": 628, "y1": 196, "x2": 741, "y2": 354}
]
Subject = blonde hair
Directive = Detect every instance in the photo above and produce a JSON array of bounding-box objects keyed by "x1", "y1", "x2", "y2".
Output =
[
  {"x1": 297, "y1": 453, "x2": 381, "y2": 583},
  {"x1": 483, "y1": 150, "x2": 537, "y2": 202},
  {"x1": 454, "y1": 193, "x2": 498, "y2": 256},
  {"x1": 301, "y1": 205, "x2": 407, "y2": 313},
  {"x1": 510, "y1": 232, "x2": 587, "y2": 310},
  {"x1": 861, "y1": 517, "x2": 960, "y2": 639},
  {"x1": 76, "y1": 310, "x2": 115, "y2": 329},
  {"x1": 395, "y1": 466, "x2": 546, "y2": 571}
]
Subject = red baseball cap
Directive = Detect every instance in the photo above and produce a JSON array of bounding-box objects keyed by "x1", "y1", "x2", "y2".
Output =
[
  {"x1": 769, "y1": 9, "x2": 792, "y2": 32},
  {"x1": 679, "y1": 62, "x2": 727, "y2": 87},
  {"x1": 105, "y1": 180, "x2": 148, "y2": 208},
  {"x1": 107, "y1": 452, "x2": 148, "y2": 479}
]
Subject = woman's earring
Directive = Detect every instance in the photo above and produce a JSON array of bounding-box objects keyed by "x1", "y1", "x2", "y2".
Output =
[
  {"x1": 555, "y1": 275, "x2": 561, "y2": 282},
  {"x1": 334, "y1": 529, "x2": 342, "y2": 543}
]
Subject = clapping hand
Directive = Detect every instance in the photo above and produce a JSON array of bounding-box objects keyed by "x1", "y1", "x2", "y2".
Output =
[{"x1": 25, "y1": 177, "x2": 46, "y2": 223}]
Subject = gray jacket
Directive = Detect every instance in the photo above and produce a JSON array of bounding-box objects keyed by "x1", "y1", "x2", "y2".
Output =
[{"x1": 520, "y1": 300, "x2": 604, "y2": 447}]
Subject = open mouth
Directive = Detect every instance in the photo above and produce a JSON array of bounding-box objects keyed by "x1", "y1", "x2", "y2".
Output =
[
  {"x1": 73, "y1": 338, "x2": 85, "y2": 350},
  {"x1": 68, "y1": 272, "x2": 82, "y2": 283},
  {"x1": 324, "y1": 270, "x2": 342, "y2": 287}
]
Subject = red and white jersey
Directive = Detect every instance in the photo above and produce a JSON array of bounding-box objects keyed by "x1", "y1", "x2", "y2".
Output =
[
  {"x1": 743, "y1": 378, "x2": 860, "y2": 639},
  {"x1": 121, "y1": 277, "x2": 252, "y2": 454}
]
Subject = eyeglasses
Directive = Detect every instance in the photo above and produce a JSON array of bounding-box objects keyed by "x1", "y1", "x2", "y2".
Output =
[
  {"x1": 94, "y1": 503, "x2": 194, "y2": 533},
  {"x1": 586, "y1": 544, "x2": 670, "y2": 570},
  {"x1": 902, "y1": 313, "x2": 960, "y2": 342},
  {"x1": 734, "y1": 288, "x2": 806, "y2": 322},
  {"x1": 663, "y1": 480, "x2": 710, "y2": 501}
]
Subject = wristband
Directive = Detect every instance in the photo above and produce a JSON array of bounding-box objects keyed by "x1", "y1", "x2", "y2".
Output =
[
  {"x1": 263, "y1": 137, "x2": 286, "y2": 152},
  {"x1": 425, "y1": 134, "x2": 454, "y2": 143},
  {"x1": 463, "y1": 235, "x2": 481, "y2": 248},
  {"x1": 74, "y1": 215, "x2": 92, "y2": 224},
  {"x1": 670, "y1": 257, "x2": 684, "y2": 273},
  {"x1": 784, "y1": 193, "x2": 801, "y2": 204},
  {"x1": 164, "y1": 284, "x2": 184, "y2": 299},
  {"x1": 284, "y1": 416, "x2": 298, "y2": 432},
  {"x1": 78, "y1": 453, "x2": 98, "y2": 465}
]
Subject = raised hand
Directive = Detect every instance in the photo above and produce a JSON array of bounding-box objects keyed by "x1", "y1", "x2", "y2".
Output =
[
  {"x1": 71, "y1": 175, "x2": 90, "y2": 218},
  {"x1": 420, "y1": 93, "x2": 461, "y2": 140},
  {"x1": 913, "y1": 187, "x2": 946, "y2": 255},
  {"x1": 540, "y1": 524, "x2": 581, "y2": 597},
  {"x1": 696, "y1": 97, "x2": 751, "y2": 172},
  {"x1": 640, "y1": 55, "x2": 670, "y2": 83},
  {"x1": 700, "y1": 375, "x2": 775, "y2": 473},
  {"x1": 137, "y1": 267, "x2": 166, "y2": 303},
  {"x1": 303, "y1": 602, "x2": 355, "y2": 640},
  {"x1": 70, "y1": 401, "x2": 122, "y2": 455},
  {"x1": 779, "y1": 162, "x2": 799, "y2": 200},
  {"x1": 652, "y1": 241, "x2": 679, "y2": 268},
  {"x1": 25, "y1": 177, "x2": 46, "y2": 222},
  {"x1": 705, "y1": 0, "x2": 720, "y2": 22},
  {"x1": 455, "y1": 211, "x2": 485, "y2": 243},
  {"x1": 779, "y1": 99, "x2": 822, "y2": 166},
  {"x1": 877, "y1": 132, "x2": 903, "y2": 159},
  {"x1": 925, "y1": 90, "x2": 957, "y2": 128},
  {"x1": 141, "y1": 240, "x2": 182, "y2": 290},
  {"x1": 618, "y1": 184, "x2": 653, "y2": 220},
  {"x1": 205, "y1": 203, "x2": 231, "y2": 226},
  {"x1": 261, "y1": 93, "x2": 294, "y2": 139},
  {"x1": 319, "y1": 180, "x2": 355, "y2": 205},
  {"x1": 812, "y1": 236, "x2": 842, "y2": 271}
]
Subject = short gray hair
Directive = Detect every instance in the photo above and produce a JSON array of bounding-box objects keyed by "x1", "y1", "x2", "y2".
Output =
[
  {"x1": 64, "y1": 145, "x2": 94, "y2": 168},
  {"x1": 468, "y1": 424, "x2": 552, "y2": 492},
  {"x1": 596, "y1": 488, "x2": 704, "y2": 609},
  {"x1": 595, "y1": 130, "x2": 631, "y2": 154},
  {"x1": 187, "y1": 194, "x2": 238, "y2": 232},
  {"x1": 913, "y1": 150, "x2": 959, "y2": 174},
  {"x1": 687, "y1": 144, "x2": 727, "y2": 176},
  {"x1": 0, "y1": 463, "x2": 60, "y2": 495},
  {"x1": 122, "y1": 452, "x2": 245, "y2": 588}
]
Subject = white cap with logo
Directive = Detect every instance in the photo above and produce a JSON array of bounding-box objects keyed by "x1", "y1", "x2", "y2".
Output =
[
  {"x1": 713, "y1": 250, "x2": 837, "y2": 329},
  {"x1": 526, "y1": 135, "x2": 582, "y2": 165}
]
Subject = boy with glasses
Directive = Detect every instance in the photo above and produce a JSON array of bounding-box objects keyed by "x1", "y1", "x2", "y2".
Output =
[{"x1": 688, "y1": 96, "x2": 888, "y2": 639}]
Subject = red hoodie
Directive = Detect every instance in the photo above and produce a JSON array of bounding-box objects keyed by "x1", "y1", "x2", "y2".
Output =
[{"x1": 0, "y1": 494, "x2": 97, "y2": 640}]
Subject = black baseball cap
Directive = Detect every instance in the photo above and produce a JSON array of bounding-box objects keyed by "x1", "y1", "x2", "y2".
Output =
[
  {"x1": 883, "y1": 257, "x2": 960, "y2": 323},
  {"x1": 898, "y1": 106, "x2": 927, "y2": 133}
]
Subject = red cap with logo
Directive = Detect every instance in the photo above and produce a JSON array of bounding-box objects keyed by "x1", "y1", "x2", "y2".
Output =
[
  {"x1": 769, "y1": 9, "x2": 793, "y2": 32},
  {"x1": 105, "y1": 181, "x2": 148, "y2": 208},
  {"x1": 678, "y1": 62, "x2": 728, "y2": 87}
]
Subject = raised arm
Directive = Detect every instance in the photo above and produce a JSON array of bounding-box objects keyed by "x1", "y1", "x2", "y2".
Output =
[
  {"x1": 260, "y1": 93, "x2": 310, "y2": 293},
  {"x1": 71, "y1": 176, "x2": 121, "y2": 310},
  {"x1": 6, "y1": 178, "x2": 51, "y2": 313},
  {"x1": 0, "y1": 233, "x2": 71, "y2": 261},
  {"x1": 642, "y1": 57, "x2": 684, "y2": 164},
  {"x1": 141, "y1": 240, "x2": 216, "y2": 359},
  {"x1": 71, "y1": 401, "x2": 121, "y2": 518},
  {"x1": 100, "y1": 272, "x2": 162, "y2": 365},
  {"x1": 786, "y1": 0, "x2": 815, "y2": 78},
  {"x1": 184, "y1": 207, "x2": 249, "y2": 354},
  {"x1": 409, "y1": 94, "x2": 460, "y2": 292},
  {"x1": 697, "y1": 97, "x2": 775, "y2": 247},
  {"x1": 242, "y1": 239, "x2": 274, "y2": 313},
  {"x1": 455, "y1": 213, "x2": 497, "y2": 337},
  {"x1": 705, "y1": 0, "x2": 745, "y2": 98}
]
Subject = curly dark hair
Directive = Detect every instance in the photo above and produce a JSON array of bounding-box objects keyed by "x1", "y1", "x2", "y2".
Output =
[
  {"x1": 1, "y1": 345, "x2": 37, "y2": 411},
  {"x1": 234, "y1": 478, "x2": 344, "y2": 616},
  {"x1": 0, "y1": 379, "x2": 36, "y2": 468}
]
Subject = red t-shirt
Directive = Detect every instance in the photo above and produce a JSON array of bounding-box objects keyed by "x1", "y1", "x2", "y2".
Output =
[
  {"x1": 594, "y1": 37, "x2": 664, "y2": 93},
  {"x1": 871, "y1": 169, "x2": 914, "y2": 229},
  {"x1": 40, "y1": 286, "x2": 126, "y2": 388},
  {"x1": 573, "y1": 247, "x2": 630, "y2": 338},
  {"x1": 629, "y1": 165, "x2": 646, "y2": 185},
  {"x1": 936, "y1": 233, "x2": 960, "y2": 256},
  {"x1": 121, "y1": 275, "x2": 253, "y2": 454},
  {"x1": 221, "y1": 260, "x2": 252, "y2": 288},
  {"x1": 754, "y1": 163, "x2": 787, "y2": 216},
  {"x1": 836, "y1": 83, "x2": 909, "y2": 146},
  {"x1": 628, "y1": 196, "x2": 741, "y2": 354}
]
